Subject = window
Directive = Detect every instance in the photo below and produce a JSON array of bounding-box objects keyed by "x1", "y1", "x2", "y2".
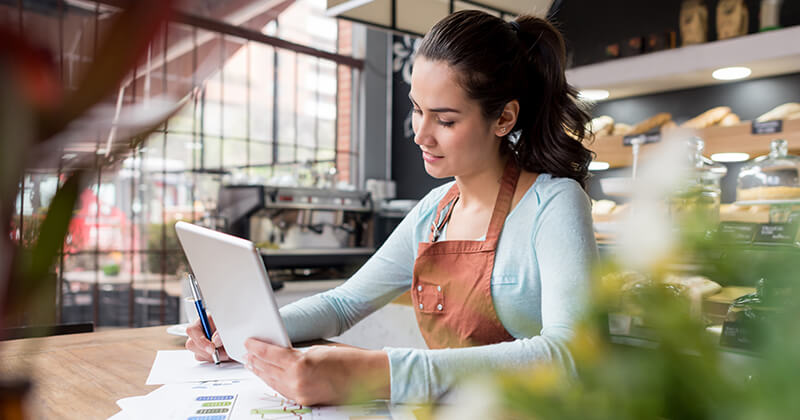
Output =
[{"x1": 7, "y1": 0, "x2": 361, "y2": 328}]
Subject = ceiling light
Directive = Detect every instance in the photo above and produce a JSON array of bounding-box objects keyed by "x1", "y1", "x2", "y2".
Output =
[
  {"x1": 579, "y1": 89, "x2": 610, "y2": 101},
  {"x1": 711, "y1": 152, "x2": 750, "y2": 162},
  {"x1": 589, "y1": 161, "x2": 611, "y2": 171},
  {"x1": 712, "y1": 66, "x2": 752, "y2": 81}
]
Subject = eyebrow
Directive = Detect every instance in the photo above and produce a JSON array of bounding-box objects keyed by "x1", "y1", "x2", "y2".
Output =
[{"x1": 408, "y1": 94, "x2": 461, "y2": 114}]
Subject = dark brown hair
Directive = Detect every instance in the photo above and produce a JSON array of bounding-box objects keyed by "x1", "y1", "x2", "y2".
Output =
[{"x1": 417, "y1": 10, "x2": 594, "y2": 188}]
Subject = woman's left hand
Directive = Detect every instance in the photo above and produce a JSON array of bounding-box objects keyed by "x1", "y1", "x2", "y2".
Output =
[{"x1": 243, "y1": 338, "x2": 391, "y2": 406}]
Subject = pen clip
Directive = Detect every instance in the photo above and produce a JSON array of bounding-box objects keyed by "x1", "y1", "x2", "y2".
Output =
[{"x1": 187, "y1": 273, "x2": 201, "y2": 302}]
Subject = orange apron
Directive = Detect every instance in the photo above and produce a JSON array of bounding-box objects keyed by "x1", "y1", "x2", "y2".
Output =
[{"x1": 411, "y1": 160, "x2": 530, "y2": 349}]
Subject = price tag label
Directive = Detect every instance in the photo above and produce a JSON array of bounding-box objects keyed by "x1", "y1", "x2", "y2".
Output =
[
  {"x1": 623, "y1": 132, "x2": 661, "y2": 146},
  {"x1": 751, "y1": 120, "x2": 782, "y2": 135},
  {"x1": 716, "y1": 222, "x2": 758, "y2": 243},
  {"x1": 753, "y1": 222, "x2": 799, "y2": 244}
]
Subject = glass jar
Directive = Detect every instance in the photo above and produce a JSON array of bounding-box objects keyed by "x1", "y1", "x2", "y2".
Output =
[
  {"x1": 668, "y1": 137, "x2": 727, "y2": 224},
  {"x1": 737, "y1": 139, "x2": 800, "y2": 202}
]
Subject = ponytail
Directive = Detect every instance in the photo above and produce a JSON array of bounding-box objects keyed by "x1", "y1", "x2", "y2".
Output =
[{"x1": 417, "y1": 11, "x2": 594, "y2": 188}]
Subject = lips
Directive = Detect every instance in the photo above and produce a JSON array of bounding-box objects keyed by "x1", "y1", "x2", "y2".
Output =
[{"x1": 422, "y1": 150, "x2": 443, "y2": 163}]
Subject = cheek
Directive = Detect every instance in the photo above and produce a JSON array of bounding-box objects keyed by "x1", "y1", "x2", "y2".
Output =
[{"x1": 411, "y1": 113, "x2": 420, "y2": 134}]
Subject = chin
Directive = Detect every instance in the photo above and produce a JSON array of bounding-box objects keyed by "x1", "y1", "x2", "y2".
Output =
[{"x1": 423, "y1": 162, "x2": 453, "y2": 179}]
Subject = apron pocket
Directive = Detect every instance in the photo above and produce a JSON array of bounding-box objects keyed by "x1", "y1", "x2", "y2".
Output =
[{"x1": 414, "y1": 282, "x2": 445, "y2": 314}]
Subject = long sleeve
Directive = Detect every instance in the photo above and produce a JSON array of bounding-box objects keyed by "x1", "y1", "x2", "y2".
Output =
[{"x1": 384, "y1": 178, "x2": 597, "y2": 403}]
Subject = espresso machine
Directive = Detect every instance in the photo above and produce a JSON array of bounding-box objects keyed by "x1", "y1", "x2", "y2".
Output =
[{"x1": 217, "y1": 185, "x2": 375, "y2": 284}]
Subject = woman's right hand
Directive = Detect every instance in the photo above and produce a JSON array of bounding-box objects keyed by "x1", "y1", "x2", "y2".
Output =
[{"x1": 185, "y1": 316, "x2": 230, "y2": 363}]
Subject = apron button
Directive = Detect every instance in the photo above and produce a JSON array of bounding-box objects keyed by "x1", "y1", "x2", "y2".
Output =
[
  {"x1": 419, "y1": 303, "x2": 424, "y2": 310},
  {"x1": 417, "y1": 285, "x2": 422, "y2": 292},
  {"x1": 437, "y1": 304, "x2": 443, "y2": 311}
]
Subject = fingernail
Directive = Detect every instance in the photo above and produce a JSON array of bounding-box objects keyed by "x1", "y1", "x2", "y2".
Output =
[{"x1": 213, "y1": 334, "x2": 222, "y2": 347}]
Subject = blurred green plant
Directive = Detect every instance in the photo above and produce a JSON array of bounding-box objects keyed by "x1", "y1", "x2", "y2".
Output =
[
  {"x1": 0, "y1": 0, "x2": 178, "y2": 336},
  {"x1": 102, "y1": 264, "x2": 121, "y2": 277},
  {"x1": 464, "y1": 196, "x2": 800, "y2": 419},
  {"x1": 146, "y1": 222, "x2": 186, "y2": 275}
]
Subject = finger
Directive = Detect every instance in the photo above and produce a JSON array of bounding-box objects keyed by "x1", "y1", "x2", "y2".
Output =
[
  {"x1": 245, "y1": 338, "x2": 297, "y2": 367},
  {"x1": 212, "y1": 331, "x2": 223, "y2": 348},
  {"x1": 246, "y1": 355, "x2": 293, "y2": 399},
  {"x1": 207, "y1": 314, "x2": 217, "y2": 331},
  {"x1": 186, "y1": 338, "x2": 213, "y2": 362}
]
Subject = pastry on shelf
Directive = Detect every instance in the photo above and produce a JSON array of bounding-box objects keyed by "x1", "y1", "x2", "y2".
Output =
[
  {"x1": 629, "y1": 112, "x2": 673, "y2": 135},
  {"x1": 612, "y1": 123, "x2": 632, "y2": 136},
  {"x1": 719, "y1": 112, "x2": 740, "y2": 126},
  {"x1": 756, "y1": 102, "x2": 800, "y2": 122},
  {"x1": 680, "y1": 106, "x2": 732, "y2": 129},
  {"x1": 588, "y1": 115, "x2": 615, "y2": 136},
  {"x1": 737, "y1": 186, "x2": 800, "y2": 201},
  {"x1": 719, "y1": 203, "x2": 771, "y2": 223}
]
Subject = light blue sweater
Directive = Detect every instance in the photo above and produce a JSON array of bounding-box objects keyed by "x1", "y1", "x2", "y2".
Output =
[{"x1": 280, "y1": 173, "x2": 598, "y2": 403}]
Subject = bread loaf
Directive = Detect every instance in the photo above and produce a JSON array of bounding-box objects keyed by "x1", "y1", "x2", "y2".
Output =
[
  {"x1": 660, "y1": 120, "x2": 678, "y2": 134},
  {"x1": 680, "y1": 106, "x2": 731, "y2": 129},
  {"x1": 612, "y1": 123, "x2": 632, "y2": 136},
  {"x1": 719, "y1": 112, "x2": 740, "y2": 126},
  {"x1": 738, "y1": 186, "x2": 800, "y2": 201},
  {"x1": 756, "y1": 103, "x2": 800, "y2": 122},
  {"x1": 630, "y1": 113, "x2": 673, "y2": 135},
  {"x1": 589, "y1": 116, "x2": 615, "y2": 136}
]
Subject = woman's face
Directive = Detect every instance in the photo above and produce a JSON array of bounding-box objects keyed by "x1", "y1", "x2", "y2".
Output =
[{"x1": 409, "y1": 57, "x2": 500, "y2": 179}]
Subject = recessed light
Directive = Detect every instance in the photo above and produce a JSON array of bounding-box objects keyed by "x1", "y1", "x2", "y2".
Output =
[
  {"x1": 712, "y1": 66, "x2": 752, "y2": 81},
  {"x1": 589, "y1": 161, "x2": 611, "y2": 171},
  {"x1": 579, "y1": 89, "x2": 610, "y2": 101},
  {"x1": 711, "y1": 152, "x2": 750, "y2": 162}
]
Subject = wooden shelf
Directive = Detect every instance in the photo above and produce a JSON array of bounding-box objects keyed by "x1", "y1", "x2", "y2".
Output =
[
  {"x1": 589, "y1": 119, "x2": 800, "y2": 168},
  {"x1": 566, "y1": 26, "x2": 800, "y2": 100}
]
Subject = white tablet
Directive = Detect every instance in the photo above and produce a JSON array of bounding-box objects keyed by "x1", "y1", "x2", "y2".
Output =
[{"x1": 175, "y1": 221, "x2": 291, "y2": 363}]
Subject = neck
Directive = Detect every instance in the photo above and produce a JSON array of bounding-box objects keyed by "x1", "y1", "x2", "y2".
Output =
[{"x1": 454, "y1": 154, "x2": 509, "y2": 210}]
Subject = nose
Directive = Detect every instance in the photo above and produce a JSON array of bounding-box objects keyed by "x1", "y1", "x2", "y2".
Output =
[{"x1": 413, "y1": 116, "x2": 435, "y2": 147}]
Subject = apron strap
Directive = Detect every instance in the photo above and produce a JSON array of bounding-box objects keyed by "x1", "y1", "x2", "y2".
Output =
[
  {"x1": 428, "y1": 159, "x2": 522, "y2": 243},
  {"x1": 429, "y1": 185, "x2": 460, "y2": 242},
  {"x1": 485, "y1": 160, "x2": 521, "y2": 242}
]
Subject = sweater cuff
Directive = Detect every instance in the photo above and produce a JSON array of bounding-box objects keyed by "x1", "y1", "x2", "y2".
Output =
[{"x1": 384, "y1": 347, "x2": 431, "y2": 403}]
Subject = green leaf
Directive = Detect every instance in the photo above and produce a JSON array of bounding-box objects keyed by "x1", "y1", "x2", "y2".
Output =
[{"x1": 27, "y1": 172, "x2": 83, "y2": 281}]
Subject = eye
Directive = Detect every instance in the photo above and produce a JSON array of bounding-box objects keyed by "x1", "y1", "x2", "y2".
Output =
[
  {"x1": 412, "y1": 107, "x2": 422, "y2": 115},
  {"x1": 438, "y1": 120, "x2": 454, "y2": 127}
]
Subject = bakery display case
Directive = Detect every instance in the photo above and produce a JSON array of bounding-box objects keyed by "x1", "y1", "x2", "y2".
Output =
[
  {"x1": 668, "y1": 137, "x2": 727, "y2": 224},
  {"x1": 737, "y1": 139, "x2": 800, "y2": 202}
]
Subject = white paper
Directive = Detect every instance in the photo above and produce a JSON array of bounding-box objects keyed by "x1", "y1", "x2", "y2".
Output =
[
  {"x1": 105, "y1": 410, "x2": 133, "y2": 420},
  {"x1": 117, "y1": 379, "x2": 412, "y2": 420},
  {"x1": 146, "y1": 350, "x2": 258, "y2": 385}
]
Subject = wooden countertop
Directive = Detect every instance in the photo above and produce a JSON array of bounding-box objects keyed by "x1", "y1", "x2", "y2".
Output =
[{"x1": 0, "y1": 326, "x2": 186, "y2": 419}]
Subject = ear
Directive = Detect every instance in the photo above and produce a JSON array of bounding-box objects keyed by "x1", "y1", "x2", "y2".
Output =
[{"x1": 493, "y1": 100, "x2": 520, "y2": 137}]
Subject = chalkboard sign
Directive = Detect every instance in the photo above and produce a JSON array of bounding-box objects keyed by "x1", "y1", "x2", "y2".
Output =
[
  {"x1": 716, "y1": 221, "x2": 758, "y2": 243},
  {"x1": 751, "y1": 120, "x2": 783, "y2": 135},
  {"x1": 753, "y1": 222, "x2": 800, "y2": 245},
  {"x1": 720, "y1": 319, "x2": 756, "y2": 350},
  {"x1": 623, "y1": 132, "x2": 661, "y2": 146}
]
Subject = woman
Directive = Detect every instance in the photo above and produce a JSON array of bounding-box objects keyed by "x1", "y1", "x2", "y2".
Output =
[{"x1": 186, "y1": 10, "x2": 597, "y2": 405}]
